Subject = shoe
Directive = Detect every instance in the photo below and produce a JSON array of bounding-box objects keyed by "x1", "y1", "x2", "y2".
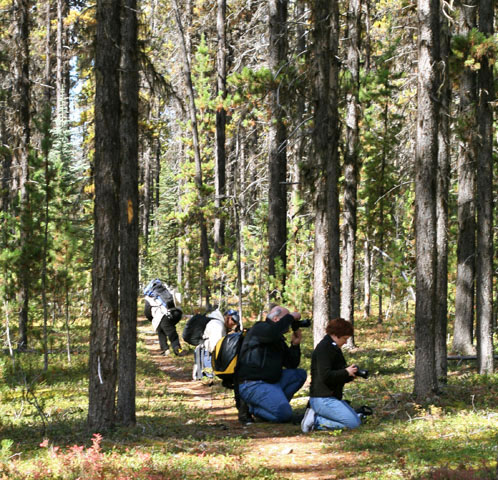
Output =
[
  {"x1": 292, "y1": 413, "x2": 304, "y2": 425},
  {"x1": 301, "y1": 407, "x2": 316, "y2": 433},
  {"x1": 355, "y1": 405, "x2": 373, "y2": 416},
  {"x1": 173, "y1": 347, "x2": 183, "y2": 356},
  {"x1": 238, "y1": 399, "x2": 255, "y2": 425},
  {"x1": 238, "y1": 412, "x2": 255, "y2": 425}
]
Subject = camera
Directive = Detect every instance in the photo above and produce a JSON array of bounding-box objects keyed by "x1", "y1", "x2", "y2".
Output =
[
  {"x1": 353, "y1": 365, "x2": 369, "y2": 379},
  {"x1": 291, "y1": 318, "x2": 312, "y2": 331}
]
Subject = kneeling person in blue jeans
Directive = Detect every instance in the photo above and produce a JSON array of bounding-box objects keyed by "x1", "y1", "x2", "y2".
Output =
[
  {"x1": 301, "y1": 317, "x2": 362, "y2": 432},
  {"x1": 237, "y1": 306, "x2": 307, "y2": 423}
]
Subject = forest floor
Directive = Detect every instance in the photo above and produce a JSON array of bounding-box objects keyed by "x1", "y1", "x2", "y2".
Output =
[
  {"x1": 140, "y1": 318, "x2": 498, "y2": 480},
  {"x1": 142, "y1": 325, "x2": 357, "y2": 480},
  {"x1": 1, "y1": 314, "x2": 497, "y2": 480}
]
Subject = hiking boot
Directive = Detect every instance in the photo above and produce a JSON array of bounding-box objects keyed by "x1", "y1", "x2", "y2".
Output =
[
  {"x1": 238, "y1": 399, "x2": 255, "y2": 425},
  {"x1": 292, "y1": 412, "x2": 304, "y2": 425},
  {"x1": 301, "y1": 407, "x2": 316, "y2": 433},
  {"x1": 238, "y1": 412, "x2": 255, "y2": 425},
  {"x1": 173, "y1": 347, "x2": 183, "y2": 356},
  {"x1": 355, "y1": 405, "x2": 373, "y2": 416}
]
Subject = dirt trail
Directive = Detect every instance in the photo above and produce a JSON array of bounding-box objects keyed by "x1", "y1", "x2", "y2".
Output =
[{"x1": 142, "y1": 325, "x2": 356, "y2": 480}]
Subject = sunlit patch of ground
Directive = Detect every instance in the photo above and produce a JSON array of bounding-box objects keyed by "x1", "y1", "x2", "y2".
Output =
[{"x1": 141, "y1": 324, "x2": 358, "y2": 479}]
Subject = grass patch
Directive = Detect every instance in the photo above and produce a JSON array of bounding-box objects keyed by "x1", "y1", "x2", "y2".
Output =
[{"x1": 1, "y1": 314, "x2": 497, "y2": 479}]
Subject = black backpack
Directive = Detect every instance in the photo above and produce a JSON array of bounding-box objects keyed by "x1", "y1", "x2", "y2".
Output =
[{"x1": 182, "y1": 313, "x2": 210, "y2": 346}]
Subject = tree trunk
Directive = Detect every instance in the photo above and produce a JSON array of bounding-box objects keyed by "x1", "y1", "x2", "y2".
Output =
[
  {"x1": 56, "y1": 0, "x2": 63, "y2": 113},
  {"x1": 172, "y1": 0, "x2": 211, "y2": 307},
  {"x1": 13, "y1": 0, "x2": 31, "y2": 351},
  {"x1": 363, "y1": 237, "x2": 372, "y2": 318},
  {"x1": 214, "y1": 0, "x2": 226, "y2": 255},
  {"x1": 377, "y1": 102, "x2": 390, "y2": 324},
  {"x1": 142, "y1": 145, "x2": 152, "y2": 252},
  {"x1": 435, "y1": 8, "x2": 451, "y2": 385},
  {"x1": 453, "y1": 0, "x2": 477, "y2": 356},
  {"x1": 475, "y1": 0, "x2": 494, "y2": 374},
  {"x1": 87, "y1": 0, "x2": 121, "y2": 431},
  {"x1": 311, "y1": 0, "x2": 340, "y2": 345},
  {"x1": 414, "y1": 0, "x2": 439, "y2": 401},
  {"x1": 341, "y1": 0, "x2": 361, "y2": 344},
  {"x1": 117, "y1": 0, "x2": 139, "y2": 425},
  {"x1": 42, "y1": 0, "x2": 53, "y2": 370},
  {"x1": 268, "y1": 0, "x2": 288, "y2": 297}
]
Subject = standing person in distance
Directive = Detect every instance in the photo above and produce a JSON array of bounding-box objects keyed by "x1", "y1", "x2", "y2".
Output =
[{"x1": 301, "y1": 317, "x2": 369, "y2": 432}]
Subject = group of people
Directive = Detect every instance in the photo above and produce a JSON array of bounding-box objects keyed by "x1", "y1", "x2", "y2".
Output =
[
  {"x1": 145, "y1": 283, "x2": 369, "y2": 433},
  {"x1": 234, "y1": 305, "x2": 369, "y2": 432}
]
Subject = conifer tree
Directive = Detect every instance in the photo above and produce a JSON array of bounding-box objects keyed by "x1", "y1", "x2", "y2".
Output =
[
  {"x1": 475, "y1": 0, "x2": 494, "y2": 374},
  {"x1": 414, "y1": 0, "x2": 440, "y2": 400},
  {"x1": 88, "y1": 0, "x2": 121, "y2": 431},
  {"x1": 117, "y1": 0, "x2": 139, "y2": 425},
  {"x1": 311, "y1": 0, "x2": 340, "y2": 344},
  {"x1": 453, "y1": 0, "x2": 478, "y2": 356},
  {"x1": 268, "y1": 0, "x2": 289, "y2": 297},
  {"x1": 13, "y1": 0, "x2": 31, "y2": 350}
]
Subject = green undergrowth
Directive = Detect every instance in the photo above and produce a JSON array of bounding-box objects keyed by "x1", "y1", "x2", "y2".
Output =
[{"x1": 1, "y1": 314, "x2": 497, "y2": 479}]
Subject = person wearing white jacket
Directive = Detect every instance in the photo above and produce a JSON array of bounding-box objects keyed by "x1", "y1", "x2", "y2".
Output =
[{"x1": 193, "y1": 308, "x2": 240, "y2": 380}]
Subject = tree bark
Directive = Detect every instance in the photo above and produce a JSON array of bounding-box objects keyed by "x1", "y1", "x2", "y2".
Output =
[
  {"x1": 341, "y1": 0, "x2": 361, "y2": 344},
  {"x1": 453, "y1": 0, "x2": 477, "y2": 356},
  {"x1": 311, "y1": 0, "x2": 340, "y2": 345},
  {"x1": 117, "y1": 0, "x2": 139, "y2": 425},
  {"x1": 363, "y1": 237, "x2": 372, "y2": 318},
  {"x1": 13, "y1": 0, "x2": 31, "y2": 351},
  {"x1": 414, "y1": 0, "x2": 439, "y2": 400},
  {"x1": 172, "y1": 0, "x2": 211, "y2": 307},
  {"x1": 42, "y1": 0, "x2": 53, "y2": 370},
  {"x1": 214, "y1": 0, "x2": 227, "y2": 255},
  {"x1": 87, "y1": 0, "x2": 121, "y2": 431},
  {"x1": 435, "y1": 7, "x2": 451, "y2": 385},
  {"x1": 268, "y1": 0, "x2": 288, "y2": 296},
  {"x1": 475, "y1": 0, "x2": 494, "y2": 374}
]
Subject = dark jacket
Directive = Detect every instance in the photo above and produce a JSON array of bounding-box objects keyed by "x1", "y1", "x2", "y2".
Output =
[
  {"x1": 237, "y1": 319, "x2": 300, "y2": 384},
  {"x1": 310, "y1": 335, "x2": 353, "y2": 399}
]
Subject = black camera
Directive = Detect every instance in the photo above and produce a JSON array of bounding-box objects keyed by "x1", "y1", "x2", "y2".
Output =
[
  {"x1": 291, "y1": 319, "x2": 312, "y2": 331},
  {"x1": 353, "y1": 365, "x2": 369, "y2": 379}
]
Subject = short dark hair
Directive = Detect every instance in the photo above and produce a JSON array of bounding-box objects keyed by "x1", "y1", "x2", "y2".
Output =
[{"x1": 325, "y1": 318, "x2": 354, "y2": 337}]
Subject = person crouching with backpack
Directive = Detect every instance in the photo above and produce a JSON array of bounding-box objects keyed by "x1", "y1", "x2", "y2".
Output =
[
  {"x1": 236, "y1": 305, "x2": 307, "y2": 424},
  {"x1": 193, "y1": 308, "x2": 240, "y2": 380}
]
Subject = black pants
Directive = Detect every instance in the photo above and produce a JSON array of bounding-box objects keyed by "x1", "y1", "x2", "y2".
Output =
[{"x1": 157, "y1": 317, "x2": 181, "y2": 352}]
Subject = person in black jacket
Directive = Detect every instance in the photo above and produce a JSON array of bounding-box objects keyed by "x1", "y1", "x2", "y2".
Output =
[
  {"x1": 237, "y1": 305, "x2": 307, "y2": 423},
  {"x1": 301, "y1": 317, "x2": 361, "y2": 432}
]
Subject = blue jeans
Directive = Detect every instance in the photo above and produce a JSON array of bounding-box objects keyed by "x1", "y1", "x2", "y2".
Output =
[
  {"x1": 310, "y1": 396, "x2": 361, "y2": 430},
  {"x1": 239, "y1": 368, "x2": 307, "y2": 422}
]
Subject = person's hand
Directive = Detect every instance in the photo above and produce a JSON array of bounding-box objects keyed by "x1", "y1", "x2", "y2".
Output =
[
  {"x1": 346, "y1": 365, "x2": 358, "y2": 377},
  {"x1": 291, "y1": 328, "x2": 302, "y2": 345},
  {"x1": 290, "y1": 311, "x2": 301, "y2": 321}
]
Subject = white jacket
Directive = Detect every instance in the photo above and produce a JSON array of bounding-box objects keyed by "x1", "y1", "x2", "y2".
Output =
[
  {"x1": 202, "y1": 308, "x2": 226, "y2": 353},
  {"x1": 145, "y1": 295, "x2": 169, "y2": 332}
]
